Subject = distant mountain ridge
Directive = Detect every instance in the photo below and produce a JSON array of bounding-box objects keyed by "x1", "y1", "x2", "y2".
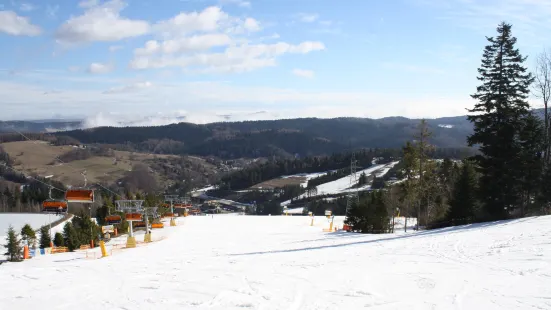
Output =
[{"x1": 6, "y1": 109, "x2": 531, "y2": 159}]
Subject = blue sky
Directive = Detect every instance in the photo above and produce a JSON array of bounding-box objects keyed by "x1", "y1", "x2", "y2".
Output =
[{"x1": 1, "y1": 0, "x2": 550, "y2": 125}]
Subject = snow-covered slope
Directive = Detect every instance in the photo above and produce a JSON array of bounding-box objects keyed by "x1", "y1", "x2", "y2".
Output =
[
  {"x1": 281, "y1": 161, "x2": 399, "y2": 206},
  {"x1": 2, "y1": 215, "x2": 550, "y2": 309}
]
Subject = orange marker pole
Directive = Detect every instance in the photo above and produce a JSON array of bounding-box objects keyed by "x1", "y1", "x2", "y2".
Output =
[{"x1": 23, "y1": 245, "x2": 29, "y2": 259}]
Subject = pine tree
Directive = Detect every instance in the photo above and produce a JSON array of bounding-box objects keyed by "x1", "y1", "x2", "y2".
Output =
[
  {"x1": 371, "y1": 191, "x2": 390, "y2": 233},
  {"x1": 518, "y1": 113, "x2": 545, "y2": 216},
  {"x1": 4, "y1": 225, "x2": 23, "y2": 262},
  {"x1": 401, "y1": 141, "x2": 419, "y2": 231},
  {"x1": 63, "y1": 222, "x2": 79, "y2": 252},
  {"x1": 358, "y1": 172, "x2": 367, "y2": 186},
  {"x1": 53, "y1": 232, "x2": 65, "y2": 247},
  {"x1": 20, "y1": 224, "x2": 37, "y2": 248},
  {"x1": 467, "y1": 22, "x2": 535, "y2": 220},
  {"x1": 345, "y1": 200, "x2": 370, "y2": 233},
  {"x1": 447, "y1": 160, "x2": 478, "y2": 225},
  {"x1": 39, "y1": 226, "x2": 51, "y2": 249}
]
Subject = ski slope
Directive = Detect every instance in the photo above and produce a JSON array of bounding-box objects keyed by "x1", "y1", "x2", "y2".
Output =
[
  {"x1": 281, "y1": 162, "x2": 399, "y2": 206},
  {"x1": 1, "y1": 215, "x2": 551, "y2": 309}
]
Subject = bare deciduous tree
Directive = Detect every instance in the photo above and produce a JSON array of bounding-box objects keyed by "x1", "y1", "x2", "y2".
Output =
[{"x1": 534, "y1": 49, "x2": 551, "y2": 164}]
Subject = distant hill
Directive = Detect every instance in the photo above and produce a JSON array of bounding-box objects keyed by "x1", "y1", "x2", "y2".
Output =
[{"x1": 37, "y1": 115, "x2": 473, "y2": 159}]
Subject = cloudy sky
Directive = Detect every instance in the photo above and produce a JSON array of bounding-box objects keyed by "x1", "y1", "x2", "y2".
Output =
[{"x1": 1, "y1": 0, "x2": 551, "y2": 124}]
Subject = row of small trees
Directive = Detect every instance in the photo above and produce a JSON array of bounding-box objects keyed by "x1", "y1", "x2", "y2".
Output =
[{"x1": 3, "y1": 214, "x2": 101, "y2": 262}]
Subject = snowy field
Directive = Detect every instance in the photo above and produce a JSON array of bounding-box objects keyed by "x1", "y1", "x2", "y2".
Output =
[
  {"x1": 1, "y1": 215, "x2": 550, "y2": 309},
  {"x1": 0, "y1": 213, "x2": 65, "y2": 239}
]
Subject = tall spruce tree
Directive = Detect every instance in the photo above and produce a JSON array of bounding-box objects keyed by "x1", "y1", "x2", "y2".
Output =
[
  {"x1": 20, "y1": 224, "x2": 37, "y2": 248},
  {"x1": 39, "y1": 226, "x2": 51, "y2": 249},
  {"x1": 467, "y1": 22, "x2": 535, "y2": 220},
  {"x1": 63, "y1": 222, "x2": 79, "y2": 252},
  {"x1": 447, "y1": 160, "x2": 478, "y2": 225},
  {"x1": 53, "y1": 232, "x2": 65, "y2": 247},
  {"x1": 4, "y1": 225, "x2": 23, "y2": 262}
]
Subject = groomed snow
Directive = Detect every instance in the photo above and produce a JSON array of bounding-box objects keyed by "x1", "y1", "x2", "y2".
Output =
[{"x1": 1, "y1": 215, "x2": 550, "y2": 309}]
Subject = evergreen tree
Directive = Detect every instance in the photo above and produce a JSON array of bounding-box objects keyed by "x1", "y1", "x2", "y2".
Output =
[
  {"x1": 358, "y1": 172, "x2": 367, "y2": 186},
  {"x1": 20, "y1": 224, "x2": 37, "y2": 248},
  {"x1": 4, "y1": 225, "x2": 23, "y2": 262},
  {"x1": 345, "y1": 200, "x2": 371, "y2": 233},
  {"x1": 401, "y1": 141, "x2": 419, "y2": 231},
  {"x1": 467, "y1": 22, "x2": 534, "y2": 220},
  {"x1": 345, "y1": 191, "x2": 390, "y2": 234},
  {"x1": 39, "y1": 226, "x2": 51, "y2": 249},
  {"x1": 447, "y1": 160, "x2": 478, "y2": 225},
  {"x1": 63, "y1": 222, "x2": 79, "y2": 252},
  {"x1": 53, "y1": 232, "x2": 65, "y2": 247},
  {"x1": 518, "y1": 113, "x2": 545, "y2": 216}
]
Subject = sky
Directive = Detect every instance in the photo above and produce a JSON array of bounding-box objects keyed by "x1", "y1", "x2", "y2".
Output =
[{"x1": 1, "y1": 0, "x2": 551, "y2": 125}]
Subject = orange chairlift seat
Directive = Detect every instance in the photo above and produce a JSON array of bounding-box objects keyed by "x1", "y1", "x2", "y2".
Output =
[
  {"x1": 151, "y1": 222, "x2": 164, "y2": 229},
  {"x1": 65, "y1": 189, "x2": 94, "y2": 203},
  {"x1": 105, "y1": 215, "x2": 122, "y2": 225},
  {"x1": 42, "y1": 186, "x2": 68, "y2": 214},
  {"x1": 42, "y1": 200, "x2": 68, "y2": 214},
  {"x1": 125, "y1": 213, "x2": 142, "y2": 221},
  {"x1": 134, "y1": 221, "x2": 146, "y2": 228},
  {"x1": 65, "y1": 171, "x2": 94, "y2": 203}
]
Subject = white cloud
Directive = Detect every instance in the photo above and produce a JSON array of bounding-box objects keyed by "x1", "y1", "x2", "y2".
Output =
[
  {"x1": 130, "y1": 41, "x2": 325, "y2": 72},
  {"x1": 103, "y1": 81, "x2": 152, "y2": 94},
  {"x1": 19, "y1": 3, "x2": 36, "y2": 12},
  {"x1": 298, "y1": 13, "x2": 319, "y2": 23},
  {"x1": 0, "y1": 10, "x2": 41, "y2": 36},
  {"x1": 55, "y1": 0, "x2": 150, "y2": 44},
  {"x1": 88, "y1": 63, "x2": 114, "y2": 74},
  {"x1": 292, "y1": 69, "x2": 314, "y2": 78},
  {"x1": 219, "y1": 0, "x2": 251, "y2": 8},
  {"x1": 129, "y1": 6, "x2": 315, "y2": 73},
  {"x1": 134, "y1": 34, "x2": 232, "y2": 56},
  {"x1": 153, "y1": 6, "x2": 229, "y2": 38},
  {"x1": 79, "y1": 0, "x2": 99, "y2": 8}
]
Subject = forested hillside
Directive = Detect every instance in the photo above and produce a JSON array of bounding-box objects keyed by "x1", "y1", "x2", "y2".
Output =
[{"x1": 44, "y1": 117, "x2": 474, "y2": 159}]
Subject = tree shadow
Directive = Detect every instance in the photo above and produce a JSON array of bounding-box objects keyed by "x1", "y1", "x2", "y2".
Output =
[{"x1": 229, "y1": 217, "x2": 540, "y2": 256}]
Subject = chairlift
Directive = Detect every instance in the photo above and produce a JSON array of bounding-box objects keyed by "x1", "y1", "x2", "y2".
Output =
[
  {"x1": 42, "y1": 200, "x2": 68, "y2": 214},
  {"x1": 42, "y1": 186, "x2": 68, "y2": 214},
  {"x1": 65, "y1": 171, "x2": 94, "y2": 203},
  {"x1": 105, "y1": 215, "x2": 122, "y2": 225},
  {"x1": 125, "y1": 213, "x2": 142, "y2": 221},
  {"x1": 134, "y1": 221, "x2": 146, "y2": 228}
]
